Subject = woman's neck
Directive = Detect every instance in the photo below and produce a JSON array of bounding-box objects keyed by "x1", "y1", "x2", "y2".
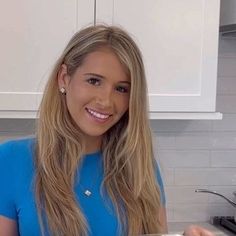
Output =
[{"x1": 83, "y1": 135, "x2": 102, "y2": 154}]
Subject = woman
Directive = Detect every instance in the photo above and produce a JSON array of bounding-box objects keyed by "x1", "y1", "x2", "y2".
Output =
[{"x1": 0, "y1": 25, "x2": 214, "y2": 236}]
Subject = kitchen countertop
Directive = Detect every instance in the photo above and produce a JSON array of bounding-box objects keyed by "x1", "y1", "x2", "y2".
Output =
[{"x1": 168, "y1": 222, "x2": 234, "y2": 236}]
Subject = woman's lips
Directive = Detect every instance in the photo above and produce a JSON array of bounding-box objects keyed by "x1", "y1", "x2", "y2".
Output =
[{"x1": 86, "y1": 108, "x2": 112, "y2": 122}]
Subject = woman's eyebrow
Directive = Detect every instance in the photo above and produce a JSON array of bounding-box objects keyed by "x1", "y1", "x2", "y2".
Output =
[
  {"x1": 119, "y1": 81, "x2": 131, "y2": 85},
  {"x1": 84, "y1": 73, "x2": 105, "y2": 79}
]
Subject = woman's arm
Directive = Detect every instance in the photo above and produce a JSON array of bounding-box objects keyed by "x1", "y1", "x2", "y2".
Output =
[
  {"x1": 159, "y1": 206, "x2": 168, "y2": 233},
  {"x1": 183, "y1": 225, "x2": 215, "y2": 236},
  {"x1": 155, "y1": 163, "x2": 215, "y2": 235},
  {"x1": 0, "y1": 216, "x2": 18, "y2": 236},
  {"x1": 159, "y1": 208, "x2": 215, "y2": 236}
]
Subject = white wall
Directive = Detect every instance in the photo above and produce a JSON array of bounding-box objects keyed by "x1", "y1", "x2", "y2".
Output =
[
  {"x1": 0, "y1": 38, "x2": 236, "y2": 223},
  {"x1": 151, "y1": 38, "x2": 236, "y2": 222}
]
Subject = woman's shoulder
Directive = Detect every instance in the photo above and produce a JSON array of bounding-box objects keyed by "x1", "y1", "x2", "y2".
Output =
[
  {"x1": 0, "y1": 137, "x2": 36, "y2": 220},
  {"x1": 0, "y1": 136, "x2": 35, "y2": 165},
  {"x1": 0, "y1": 135, "x2": 35, "y2": 148}
]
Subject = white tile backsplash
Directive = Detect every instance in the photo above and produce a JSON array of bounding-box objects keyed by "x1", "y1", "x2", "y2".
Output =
[
  {"x1": 174, "y1": 169, "x2": 210, "y2": 186},
  {"x1": 174, "y1": 168, "x2": 236, "y2": 186},
  {"x1": 216, "y1": 95, "x2": 236, "y2": 113},
  {"x1": 207, "y1": 169, "x2": 236, "y2": 185},
  {"x1": 208, "y1": 204, "x2": 235, "y2": 218},
  {"x1": 0, "y1": 119, "x2": 35, "y2": 132},
  {"x1": 154, "y1": 39, "x2": 236, "y2": 222},
  {"x1": 158, "y1": 150, "x2": 210, "y2": 168},
  {"x1": 210, "y1": 132, "x2": 236, "y2": 149},
  {"x1": 151, "y1": 120, "x2": 212, "y2": 132},
  {"x1": 165, "y1": 186, "x2": 209, "y2": 203},
  {"x1": 153, "y1": 134, "x2": 176, "y2": 150},
  {"x1": 166, "y1": 203, "x2": 175, "y2": 222},
  {"x1": 219, "y1": 38, "x2": 236, "y2": 56},
  {"x1": 217, "y1": 77, "x2": 236, "y2": 95},
  {"x1": 161, "y1": 168, "x2": 175, "y2": 186},
  {"x1": 218, "y1": 56, "x2": 236, "y2": 77},
  {"x1": 211, "y1": 150, "x2": 236, "y2": 167},
  {"x1": 0, "y1": 39, "x2": 236, "y2": 223},
  {"x1": 174, "y1": 133, "x2": 212, "y2": 150},
  {"x1": 208, "y1": 186, "x2": 236, "y2": 203},
  {"x1": 212, "y1": 114, "x2": 236, "y2": 131},
  {"x1": 172, "y1": 204, "x2": 209, "y2": 222}
]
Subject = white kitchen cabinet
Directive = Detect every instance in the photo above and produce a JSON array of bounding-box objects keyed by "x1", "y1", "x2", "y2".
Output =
[
  {"x1": 96, "y1": 0, "x2": 222, "y2": 119},
  {"x1": 0, "y1": 0, "x2": 94, "y2": 118},
  {"x1": 0, "y1": 0, "x2": 222, "y2": 119}
]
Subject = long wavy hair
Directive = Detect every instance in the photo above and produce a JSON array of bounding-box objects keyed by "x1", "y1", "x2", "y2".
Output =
[{"x1": 35, "y1": 24, "x2": 162, "y2": 236}]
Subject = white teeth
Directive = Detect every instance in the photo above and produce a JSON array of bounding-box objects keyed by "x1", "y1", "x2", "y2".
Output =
[{"x1": 87, "y1": 108, "x2": 110, "y2": 120}]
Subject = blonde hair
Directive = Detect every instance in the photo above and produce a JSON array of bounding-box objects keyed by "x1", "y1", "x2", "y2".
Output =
[{"x1": 35, "y1": 25, "x2": 162, "y2": 236}]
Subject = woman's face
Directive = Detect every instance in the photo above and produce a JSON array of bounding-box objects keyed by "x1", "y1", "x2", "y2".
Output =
[{"x1": 58, "y1": 48, "x2": 130, "y2": 147}]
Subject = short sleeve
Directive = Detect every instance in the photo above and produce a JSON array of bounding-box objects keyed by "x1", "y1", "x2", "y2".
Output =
[
  {"x1": 154, "y1": 162, "x2": 166, "y2": 206},
  {"x1": 0, "y1": 141, "x2": 18, "y2": 220}
]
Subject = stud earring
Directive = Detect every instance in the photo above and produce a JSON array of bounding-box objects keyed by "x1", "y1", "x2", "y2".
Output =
[{"x1": 60, "y1": 87, "x2": 66, "y2": 94}]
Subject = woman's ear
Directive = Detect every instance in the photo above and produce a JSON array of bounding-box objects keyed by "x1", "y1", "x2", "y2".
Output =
[{"x1": 57, "y1": 64, "x2": 70, "y2": 90}]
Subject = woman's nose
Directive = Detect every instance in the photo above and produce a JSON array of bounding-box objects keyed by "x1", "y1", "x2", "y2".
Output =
[{"x1": 95, "y1": 88, "x2": 113, "y2": 108}]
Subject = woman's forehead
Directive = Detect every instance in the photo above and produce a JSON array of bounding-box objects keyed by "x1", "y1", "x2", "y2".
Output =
[{"x1": 76, "y1": 49, "x2": 130, "y2": 82}]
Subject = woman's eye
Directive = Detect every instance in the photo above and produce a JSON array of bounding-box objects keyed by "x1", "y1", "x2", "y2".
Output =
[
  {"x1": 87, "y1": 78, "x2": 100, "y2": 86},
  {"x1": 116, "y1": 86, "x2": 129, "y2": 93}
]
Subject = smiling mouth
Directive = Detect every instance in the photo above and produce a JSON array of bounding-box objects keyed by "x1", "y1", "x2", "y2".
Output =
[{"x1": 86, "y1": 108, "x2": 111, "y2": 120}]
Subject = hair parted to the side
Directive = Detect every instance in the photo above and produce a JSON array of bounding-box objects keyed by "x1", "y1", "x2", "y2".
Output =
[{"x1": 35, "y1": 24, "x2": 162, "y2": 236}]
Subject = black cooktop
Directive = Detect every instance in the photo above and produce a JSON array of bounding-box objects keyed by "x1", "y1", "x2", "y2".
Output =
[{"x1": 211, "y1": 216, "x2": 236, "y2": 234}]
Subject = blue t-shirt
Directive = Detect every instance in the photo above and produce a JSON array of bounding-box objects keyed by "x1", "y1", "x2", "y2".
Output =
[{"x1": 0, "y1": 138, "x2": 165, "y2": 236}]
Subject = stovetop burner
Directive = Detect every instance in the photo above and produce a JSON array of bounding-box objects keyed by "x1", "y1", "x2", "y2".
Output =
[{"x1": 211, "y1": 216, "x2": 236, "y2": 234}]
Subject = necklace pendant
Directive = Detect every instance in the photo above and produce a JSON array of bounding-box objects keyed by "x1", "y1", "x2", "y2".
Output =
[{"x1": 84, "y1": 190, "x2": 92, "y2": 196}]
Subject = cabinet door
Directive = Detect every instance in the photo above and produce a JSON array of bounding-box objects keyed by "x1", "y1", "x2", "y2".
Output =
[
  {"x1": 96, "y1": 0, "x2": 220, "y2": 112},
  {"x1": 0, "y1": 0, "x2": 94, "y2": 117}
]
